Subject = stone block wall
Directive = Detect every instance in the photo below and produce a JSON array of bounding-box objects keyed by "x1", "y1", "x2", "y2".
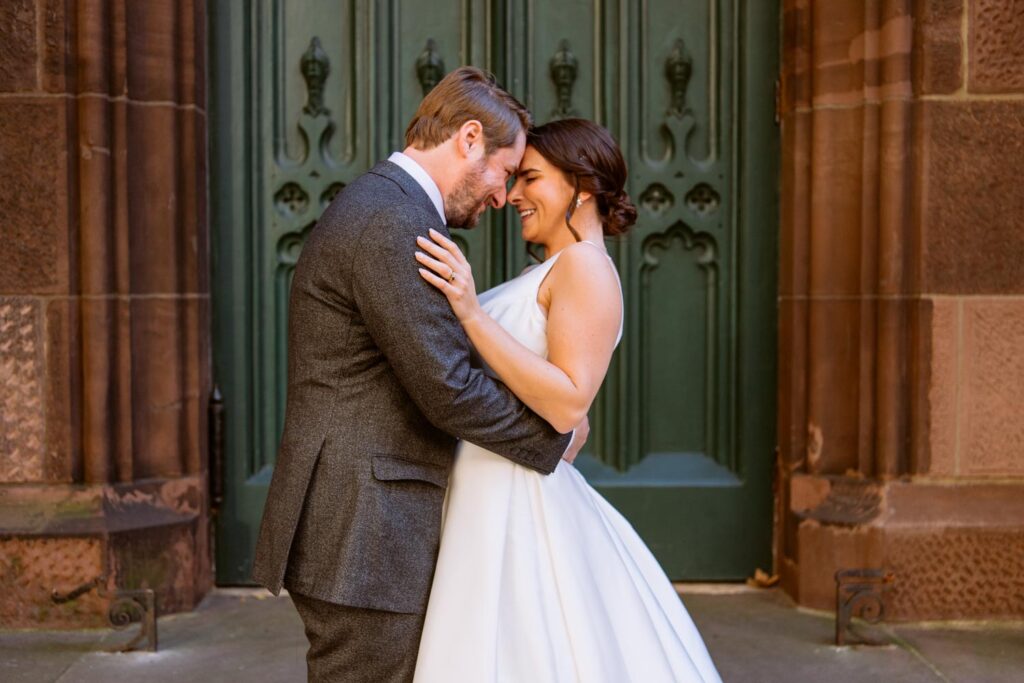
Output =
[
  {"x1": 0, "y1": 0, "x2": 211, "y2": 628},
  {"x1": 915, "y1": 0, "x2": 1024, "y2": 480},
  {"x1": 778, "y1": 0, "x2": 1024, "y2": 620}
]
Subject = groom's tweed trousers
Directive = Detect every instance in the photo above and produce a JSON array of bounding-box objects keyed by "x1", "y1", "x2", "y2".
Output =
[
  {"x1": 251, "y1": 160, "x2": 571, "y2": 671},
  {"x1": 290, "y1": 591, "x2": 424, "y2": 683}
]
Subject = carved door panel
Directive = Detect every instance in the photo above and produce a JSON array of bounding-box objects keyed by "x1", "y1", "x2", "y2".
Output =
[{"x1": 211, "y1": 0, "x2": 777, "y2": 583}]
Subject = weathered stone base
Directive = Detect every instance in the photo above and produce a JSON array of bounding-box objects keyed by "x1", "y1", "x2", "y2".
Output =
[
  {"x1": 0, "y1": 476, "x2": 211, "y2": 628},
  {"x1": 782, "y1": 477, "x2": 1024, "y2": 621}
]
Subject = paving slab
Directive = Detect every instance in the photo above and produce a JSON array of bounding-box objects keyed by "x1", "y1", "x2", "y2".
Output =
[
  {"x1": 681, "y1": 588, "x2": 945, "y2": 683},
  {"x1": 1, "y1": 587, "x2": 1021, "y2": 682},
  {"x1": 1, "y1": 590, "x2": 306, "y2": 683},
  {"x1": 0, "y1": 629, "x2": 107, "y2": 683},
  {"x1": 891, "y1": 621, "x2": 1024, "y2": 683}
]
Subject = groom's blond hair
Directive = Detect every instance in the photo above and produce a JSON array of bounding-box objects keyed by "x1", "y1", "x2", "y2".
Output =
[{"x1": 405, "y1": 66, "x2": 532, "y2": 154}]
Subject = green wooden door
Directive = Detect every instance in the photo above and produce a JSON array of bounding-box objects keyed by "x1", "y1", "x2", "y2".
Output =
[{"x1": 210, "y1": 0, "x2": 777, "y2": 583}]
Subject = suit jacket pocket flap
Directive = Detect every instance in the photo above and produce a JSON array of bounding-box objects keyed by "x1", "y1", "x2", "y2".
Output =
[{"x1": 371, "y1": 455, "x2": 447, "y2": 488}]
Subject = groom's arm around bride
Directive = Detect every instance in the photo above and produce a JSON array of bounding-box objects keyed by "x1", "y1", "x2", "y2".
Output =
[{"x1": 252, "y1": 158, "x2": 574, "y2": 611}]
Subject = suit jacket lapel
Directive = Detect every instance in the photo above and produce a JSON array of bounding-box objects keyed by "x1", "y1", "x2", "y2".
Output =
[{"x1": 368, "y1": 160, "x2": 446, "y2": 229}]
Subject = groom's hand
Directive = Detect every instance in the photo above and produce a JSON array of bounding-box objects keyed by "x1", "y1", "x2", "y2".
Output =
[{"x1": 562, "y1": 416, "x2": 590, "y2": 464}]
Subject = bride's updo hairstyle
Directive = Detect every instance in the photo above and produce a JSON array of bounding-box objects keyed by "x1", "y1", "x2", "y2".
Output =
[{"x1": 526, "y1": 118, "x2": 638, "y2": 238}]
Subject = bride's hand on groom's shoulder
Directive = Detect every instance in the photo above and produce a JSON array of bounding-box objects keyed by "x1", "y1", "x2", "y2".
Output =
[{"x1": 415, "y1": 228, "x2": 481, "y2": 323}]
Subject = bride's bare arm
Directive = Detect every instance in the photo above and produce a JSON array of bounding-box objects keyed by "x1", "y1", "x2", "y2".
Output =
[{"x1": 416, "y1": 230, "x2": 621, "y2": 434}]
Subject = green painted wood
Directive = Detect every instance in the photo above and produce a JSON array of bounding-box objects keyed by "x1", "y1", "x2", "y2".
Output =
[{"x1": 211, "y1": 0, "x2": 777, "y2": 584}]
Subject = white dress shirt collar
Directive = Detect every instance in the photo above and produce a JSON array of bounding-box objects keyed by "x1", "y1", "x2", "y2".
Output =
[{"x1": 388, "y1": 151, "x2": 446, "y2": 224}]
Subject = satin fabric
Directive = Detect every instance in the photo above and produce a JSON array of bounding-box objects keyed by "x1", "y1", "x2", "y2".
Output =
[{"x1": 415, "y1": 244, "x2": 722, "y2": 683}]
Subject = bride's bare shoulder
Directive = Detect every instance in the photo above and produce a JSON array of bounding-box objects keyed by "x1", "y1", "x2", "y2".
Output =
[
  {"x1": 547, "y1": 242, "x2": 620, "y2": 300},
  {"x1": 554, "y1": 241, "x2": 616, "y2": 277}
]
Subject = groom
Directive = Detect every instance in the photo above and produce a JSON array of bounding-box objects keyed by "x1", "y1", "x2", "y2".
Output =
[{"x1": 252, "y1": 67, "x2": 587, "y2": 682}]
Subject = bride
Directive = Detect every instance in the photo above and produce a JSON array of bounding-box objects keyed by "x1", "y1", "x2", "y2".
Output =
[{"x1": 412, "y1": 118, "x2": 722, "y2": 683}]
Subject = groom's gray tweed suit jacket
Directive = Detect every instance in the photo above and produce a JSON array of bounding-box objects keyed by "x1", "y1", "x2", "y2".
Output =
[{"x1": 252, "y1": 160, "x2": 571, "y2": 615}]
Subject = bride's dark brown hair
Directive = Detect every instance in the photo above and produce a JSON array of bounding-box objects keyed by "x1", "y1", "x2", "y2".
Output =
[{"x1": 525, "y1": 118, "x2": 638, "y2": 244}]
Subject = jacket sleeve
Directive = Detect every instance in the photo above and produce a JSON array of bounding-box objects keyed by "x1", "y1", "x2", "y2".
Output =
[{"x1": 348, "y1": 207, "x2": 571, "y2": 474}]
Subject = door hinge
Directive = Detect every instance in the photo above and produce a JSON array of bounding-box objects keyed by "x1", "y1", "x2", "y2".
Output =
[
  {"x1": 774, "y1": 78, "x2": 781, "y2": 125},
  {"x1": 209, "y1": 385, "x2": 225, "y2": 511}
]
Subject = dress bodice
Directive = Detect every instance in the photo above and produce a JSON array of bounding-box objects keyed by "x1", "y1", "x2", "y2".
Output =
[{"x1": 477, "y1": 242, "x2": 623, "y2": 363}]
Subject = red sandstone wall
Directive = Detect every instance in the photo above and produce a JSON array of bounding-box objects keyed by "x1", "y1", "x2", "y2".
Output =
[
  {"x1": 0, "y1": 0, "x2": 211, "y2": 628},
  {"x1": 915, "y1": 0, "x2": 1024, "y2": 479},
  {"x1": 0, "y1": 0, "x2": 74, "y2": 485},
  {"x1": 0, "y1": 0, "x2": 210, "y2": 483},
  {"x1": 778, "y1": 0, "x2": 1024, "y2": 620}
]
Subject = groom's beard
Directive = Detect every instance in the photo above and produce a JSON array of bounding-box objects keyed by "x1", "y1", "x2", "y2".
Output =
[{"x1": 445, "y1": 160, "x2": 490, "y2": 229}]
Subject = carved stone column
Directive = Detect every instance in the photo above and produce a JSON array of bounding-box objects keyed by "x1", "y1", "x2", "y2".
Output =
[
  {"x1": 0, "y1": 0, "x2": 210, "y2": 627},
  {"x1": 778, "y1": 0, "x2": 1024, "y2": 619}
]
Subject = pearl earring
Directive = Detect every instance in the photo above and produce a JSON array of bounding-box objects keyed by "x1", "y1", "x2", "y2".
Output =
[{"x1": 576, "y1": 198, "x2": 583, "y2": 207}]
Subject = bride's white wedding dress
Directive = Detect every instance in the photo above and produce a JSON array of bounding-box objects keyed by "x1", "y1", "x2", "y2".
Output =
[{"x1": 414, "y1": 243, "x2": 722, "y2": 683}]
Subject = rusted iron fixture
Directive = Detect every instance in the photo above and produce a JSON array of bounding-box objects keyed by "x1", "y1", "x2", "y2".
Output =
[
  {"x1": 52, "y1": 577, "x2": 158, "y2": 652},
  {"x1": 834, "y1": 568, "x2": 895, "y2": 646}
]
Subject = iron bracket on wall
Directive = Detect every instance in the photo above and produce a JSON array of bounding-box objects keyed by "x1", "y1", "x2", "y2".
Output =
[
  {"x1": 52, "y1": 576, "x2": 158, "y2": 652},
  {"x1": 834, "y1": 568, "x2": 895, "y2": 646}
]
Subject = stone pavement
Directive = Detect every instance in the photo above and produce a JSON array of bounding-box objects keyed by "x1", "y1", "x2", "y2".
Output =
[{"x1": 1, "y1": 586, "x2": 1021, "y2": 682}]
